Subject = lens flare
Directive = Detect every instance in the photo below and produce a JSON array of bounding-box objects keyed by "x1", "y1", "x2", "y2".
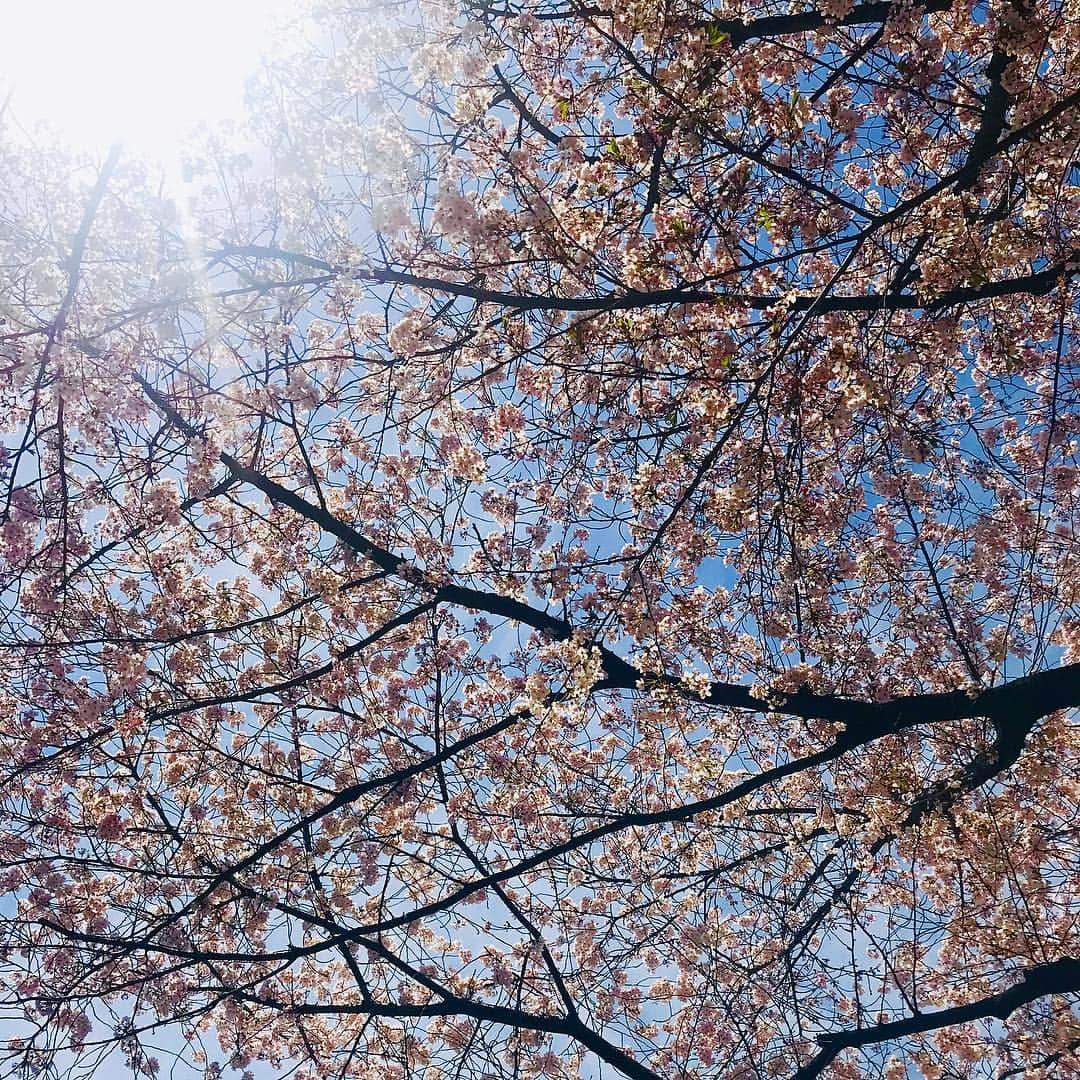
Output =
[{"x1": 0, "y1": 0, "x2": 294, "y2": 158}]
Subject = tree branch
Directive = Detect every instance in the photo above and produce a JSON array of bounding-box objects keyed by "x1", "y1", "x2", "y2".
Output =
[{"x1": 795, "y1": 958, "x2": 1080, "y2": 1079}]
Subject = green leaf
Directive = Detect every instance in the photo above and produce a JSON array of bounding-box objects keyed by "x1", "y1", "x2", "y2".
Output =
[{"x1": 706, "y1": 22, "x2": 729, "y2": 46}]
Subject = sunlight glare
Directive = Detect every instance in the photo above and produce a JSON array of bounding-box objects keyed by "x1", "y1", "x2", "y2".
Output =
[{"x1": 0, "y1": 0, "x2": 293, "y2": 157}]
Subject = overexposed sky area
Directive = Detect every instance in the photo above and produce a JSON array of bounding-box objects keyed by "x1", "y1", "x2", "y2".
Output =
[{"x1": 0, "y1": 0, "x2": 295, "y2": 157}]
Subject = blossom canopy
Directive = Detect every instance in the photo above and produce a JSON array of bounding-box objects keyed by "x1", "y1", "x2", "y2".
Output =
[{"x1": 0, "y1": 1, "x2": 1079, "y2": 1079}]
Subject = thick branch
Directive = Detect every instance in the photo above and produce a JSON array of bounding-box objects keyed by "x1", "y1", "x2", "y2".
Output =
[
  {"x1": 215, "y1": 244, "x2": 1076, "y2": 316},
  {"x1": 795, "y1": 958, "x2": 1080, "y2": 1079},
  {"x1": 239, "y1": 989, "x2": 662, "y2": 1080},
  {"x1": 135, "y1": 372, "x2": 1080, "y2": 732},
  {"x1": 708, "y1": 0, "x2": 954, "y2": 48}
]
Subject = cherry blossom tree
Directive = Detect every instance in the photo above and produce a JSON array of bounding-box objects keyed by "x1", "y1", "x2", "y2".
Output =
[{"x1": 1, "y1": 0, "x2": 1079, "y2": 1078}]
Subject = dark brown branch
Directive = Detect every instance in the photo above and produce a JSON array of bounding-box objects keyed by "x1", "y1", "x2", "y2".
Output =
[
  {"x1": 136, "y1": 373, "x2": 1080, "y2": 732},
  {"x1": 706, "y1": 0, "x2": 955, "y2": 48},
  {"x1": 236, "y1": 988, "x2": 663, "y2": 1080},
  {"x1": 472, "y1": 0, "x2": 954, "y2": 45},
  {"x1": 214, "y1": 244, "x2": 1076, "y2": 316},
  {"x1": 795, "y1": 958, "x2": 1080, "y2": 1080}
]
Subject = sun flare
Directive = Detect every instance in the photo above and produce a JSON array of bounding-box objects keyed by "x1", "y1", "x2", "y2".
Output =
[{"x1": 0, "y1": 0, "x2": 294, "y2": 158}]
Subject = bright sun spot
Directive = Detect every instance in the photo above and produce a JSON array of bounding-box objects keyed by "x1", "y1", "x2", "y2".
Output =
[{"x1": 0, "y1": 0, "x2": 293, "y2": 158}]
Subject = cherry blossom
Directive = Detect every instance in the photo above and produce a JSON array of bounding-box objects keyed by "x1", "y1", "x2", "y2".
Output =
[{"x1": 0, "y1": 0, "x2": 1078, "y2": 1078}]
